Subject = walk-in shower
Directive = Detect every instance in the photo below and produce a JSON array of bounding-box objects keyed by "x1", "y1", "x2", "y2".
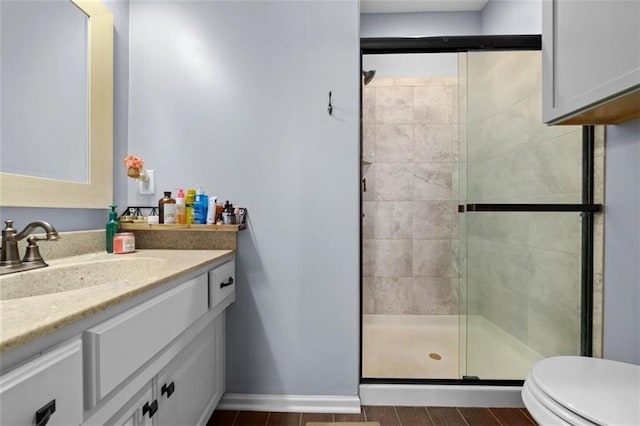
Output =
[{"x1": 360, "y1": 37, "x2": 605, "y2": 386}]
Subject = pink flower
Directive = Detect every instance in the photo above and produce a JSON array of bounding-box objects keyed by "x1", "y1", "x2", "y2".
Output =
[{"x1": 123, "y1": 155, "x2": 144, "y2": 169}]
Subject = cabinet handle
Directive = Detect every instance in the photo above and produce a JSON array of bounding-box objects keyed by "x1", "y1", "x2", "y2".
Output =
[
  {"x1": 142, "y1": 400, "x2": 158, "y2": 418},
  {"x1": 35, "y1": 399, "x2": 56, "y2": 426},
  {"x1": 161, "y1": 381, "x2": 175, "y2": 398},
  {"x1": 220, "y1": 277, "x2": 234, "y2": 288}
]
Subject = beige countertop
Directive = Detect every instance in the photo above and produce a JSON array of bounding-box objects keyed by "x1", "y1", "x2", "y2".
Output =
[{"x1": 0, "y1": 249, "x2": 233, "y2": 354}]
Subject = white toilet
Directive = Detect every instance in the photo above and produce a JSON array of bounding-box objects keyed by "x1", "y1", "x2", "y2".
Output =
[{"x1": 522, "y1": 356, "x2": 640, "y2": 425}]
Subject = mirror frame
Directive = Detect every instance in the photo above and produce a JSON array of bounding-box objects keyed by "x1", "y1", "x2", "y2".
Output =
[{"x1": 0, "y1": 0, "x2": 113, "y2": 209}]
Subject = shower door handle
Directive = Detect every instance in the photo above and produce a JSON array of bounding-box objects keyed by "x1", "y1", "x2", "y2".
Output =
[{"x1": 362, "y1": 178, "x2": 367, "y2": 192}]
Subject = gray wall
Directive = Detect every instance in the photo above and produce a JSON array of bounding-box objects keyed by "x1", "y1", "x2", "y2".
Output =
[
  {"x1": 0, "y1": 0, "x2": 129, "y2": 232},
  {"x1": 480, "y1": 0, "x2": 541, "y2": 35},
  {"x1": 127, "y1": 1, "x2": 360, "y2": 395},
  {"x1": 604, "y1": 118, "x2": 640, "y2": 365},
  {"x1": 360, "y1": 0, "x2": 542, "y2": 39},
  {"x1": 360, "y1": 11, "x2": 481, "y2": 38}
]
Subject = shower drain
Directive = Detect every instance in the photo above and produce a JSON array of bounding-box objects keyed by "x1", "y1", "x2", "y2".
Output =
[{"x1": 429, "y1": 353, "x2": 442, "y2": 360}]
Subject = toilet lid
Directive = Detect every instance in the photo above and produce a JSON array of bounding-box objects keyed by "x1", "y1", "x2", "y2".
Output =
[{"x1": 530, "y1": 356, "x2": 640, "y2": 425}]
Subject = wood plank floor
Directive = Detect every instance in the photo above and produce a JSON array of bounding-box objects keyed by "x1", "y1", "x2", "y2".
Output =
[{"x1": 208, "y1": 406, "x2": 537, "y2": 426}]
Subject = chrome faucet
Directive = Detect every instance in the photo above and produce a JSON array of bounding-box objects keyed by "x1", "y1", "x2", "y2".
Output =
[{"x1": 0, "y1": 220, "x2": 60, "y2": 275}]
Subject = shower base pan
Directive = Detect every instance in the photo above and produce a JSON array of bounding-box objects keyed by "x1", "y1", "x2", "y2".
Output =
[{"x1": 362, "y1": 314, "x2": 542, "y2": 380}]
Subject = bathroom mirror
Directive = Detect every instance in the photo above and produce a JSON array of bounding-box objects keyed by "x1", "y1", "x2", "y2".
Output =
[{"x1": 0, "y1": 0, "x2": 113, "y2": 208}]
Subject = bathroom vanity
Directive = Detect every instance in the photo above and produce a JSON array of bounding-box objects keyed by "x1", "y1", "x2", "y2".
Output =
[{"x1": 0, "y1": 249, "x2": 235, "y2": 425}]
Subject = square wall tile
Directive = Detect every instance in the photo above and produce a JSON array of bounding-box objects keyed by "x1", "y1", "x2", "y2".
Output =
[
  {"x1": 413, "y1": 124, "x2": 458, "y2": 163},
  {"x1": 414, "y1": 85, "x2": 458, "y2": 124},
  {"x1": 374, "y1": 277, "x2": 414, "y2": 314},
  {"x1": 413, "y1": 163, "x2": 457, "y2": 201},
  {"x1": 412, "y1": 276, "x2": 458, "y2": 315},
  {"x1": 371, "y1": 163, "x2": 414, "y2": 201},
  {"x1": 375, "y1": 124, "x2": 414, "y2": 163},
  {"x1": 413, "y1": 201, "x2": 458, "y2": 239},
  {"x1": 376, "y1": 86, "x2": 414, "y2": 124},
  {"x1": 363, "y1": 239, "x2": 413, "y2": 278},
  {"x1": 363, "y1": 201, "x2": 413, "y2": 239},
  {"x1": 413, "y1": 239, "x2": 457, "y2": 278}
]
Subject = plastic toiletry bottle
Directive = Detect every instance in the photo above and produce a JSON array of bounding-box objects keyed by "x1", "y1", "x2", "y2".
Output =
[
  {"x1": 159, "y1": 191, "x2": 177, "y2": 224},
  {"x1": 194, "y1": 186, "x2": 208, "y2": 225},
  {"x1": 215, "y1": 202, "x2": 224, "y2": 224},
  {"x1": 206, "y1": 196, "x2": 218, "y2": 224},
  {"x1": 185, "y1": 189, "x2": 196, "y2": 224},
  {"x1": 106, "y1": 205, "x2": 119, "y2": 253},
  {"x1": 176, "y1": 188, "x2": 186, "y2": 224}
]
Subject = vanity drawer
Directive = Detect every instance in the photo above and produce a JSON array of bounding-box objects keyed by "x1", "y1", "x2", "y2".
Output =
[
  {"x1": 84, "y1": 274, "x2": 208, "y2": 406},
  {"x1": 0, "y1": 340, "x2": 82, "y2": 426},
  {"x1": 209, "y1": 260, "x2": 235, "y2": 310}
]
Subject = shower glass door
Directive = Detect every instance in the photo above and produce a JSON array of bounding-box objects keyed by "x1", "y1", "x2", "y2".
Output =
[{"x1": 458, "y1": 50, "x2": 590, "y2": 380}]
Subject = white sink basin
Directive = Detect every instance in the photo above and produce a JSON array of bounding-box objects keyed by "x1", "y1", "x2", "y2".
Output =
[{"x1": 0, "y1": 257, "x2": 166, "y2": 300}]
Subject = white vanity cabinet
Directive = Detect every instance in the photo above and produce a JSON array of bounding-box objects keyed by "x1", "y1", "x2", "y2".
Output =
[
  {"x1": 0, "y1": 340, "x2": 83, "y2": 426},
  {"x1": 542, "y1": 0, "x2": 640, "y2": 124},
  {"x1": 0, "y1": 253, "x2": 235, "y2": 426},
  {"x1": 83, "y1": 257, "x2": 235, "y2": 426}
]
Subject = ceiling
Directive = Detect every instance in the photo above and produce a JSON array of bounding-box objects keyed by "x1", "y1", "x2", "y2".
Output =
[{"x1": 361, "y1": 0, "x2": 489, "y2": 14}]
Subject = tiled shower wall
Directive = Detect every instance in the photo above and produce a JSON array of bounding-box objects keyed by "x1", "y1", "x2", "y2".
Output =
[
  {"x1": 464, "y1": 51, "x2": 605, "y2": 358},
  {"x1": 362, "y1": 76, "x2": 459, "y2": 316}
]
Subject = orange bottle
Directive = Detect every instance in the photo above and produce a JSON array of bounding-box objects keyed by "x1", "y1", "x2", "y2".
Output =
[{"x1": 176, "y1": 188, "x2": 186, "y2": 224}]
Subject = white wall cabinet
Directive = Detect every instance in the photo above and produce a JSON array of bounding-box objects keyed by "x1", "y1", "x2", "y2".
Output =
[
  {"x1": 0, "y1": 255, "x2": 235, "y2": 426},
  {"x1": 0, "y1": 340, "x2": 83, "y2": 426},
  {"x1": 542, "y1": 0, "x2": 640, "y2": 125}
]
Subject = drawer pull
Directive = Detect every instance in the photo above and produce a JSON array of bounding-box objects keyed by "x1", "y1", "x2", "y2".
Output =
[
  {"x1": 142, "y1": 400, "x2": 158, "y2": 418},
  {"x1": 220, "y1": 277, "x2": 234, "y2": 288},
  {"x1": 161, "y1": 381, "x2": 176, "y2": 398},
  {"x1": 35, "y1": 399, "x2": 56, "y2": 426}
]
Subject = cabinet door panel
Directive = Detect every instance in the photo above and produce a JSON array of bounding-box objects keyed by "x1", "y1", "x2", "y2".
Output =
[
  {"x1": 0, "y1": 340, "x2": 82, "y2": 426},
  {"x1": 104, "y1": 384, "x2": 153, "y2": 426},
  {"x1": 156, "y1": 321, "x2": 218, "y2": 426},
  {"x1": 85, "y1": 275, "x2": 208, "y2": 405},
  {"x1": 543, "y1": 0, "x2": 640, "y2": 123}
]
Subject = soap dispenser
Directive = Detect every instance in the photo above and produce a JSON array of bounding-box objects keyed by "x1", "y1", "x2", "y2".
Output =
[{"x1": 106, "y1": 205, "x2": 119, "y2": 253}]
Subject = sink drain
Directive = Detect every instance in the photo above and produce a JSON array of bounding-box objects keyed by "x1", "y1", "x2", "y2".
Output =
[{"x1": 429, "y1": 353, "x2": 442, "y2": 360}]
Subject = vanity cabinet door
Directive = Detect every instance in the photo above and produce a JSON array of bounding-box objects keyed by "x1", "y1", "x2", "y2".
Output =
[
  {"x1": 105, "y1": 384, "x2": 153, "y2": 426},
  {"x1": 0, "y1": 340, "x2": 82, "y2": 426},
  {"x1": 155, "y1": 317, "x2": 222, "y2": 426}
]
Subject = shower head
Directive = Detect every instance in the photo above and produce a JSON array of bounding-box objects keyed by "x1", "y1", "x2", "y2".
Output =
[{"x1": 362, "y1": 69, "x2": 376, "y2": 85}]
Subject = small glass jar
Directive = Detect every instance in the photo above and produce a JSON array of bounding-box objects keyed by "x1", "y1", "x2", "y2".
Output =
[{"x1": 113, "y1": 232, "x2": 135, "y2": 254}]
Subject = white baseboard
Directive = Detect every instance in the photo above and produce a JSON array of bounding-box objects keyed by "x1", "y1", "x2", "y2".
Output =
[
  {"x1": 359, "y1": 384, "x2": 524, "y2": 408},
  {"x1": 218, "y1": 393, "x2": 361, "y2": 413}
]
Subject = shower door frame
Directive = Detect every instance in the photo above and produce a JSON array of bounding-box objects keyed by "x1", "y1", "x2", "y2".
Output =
[{"x1": 359, "y1": 35, "x2": 600, "y2": 386}]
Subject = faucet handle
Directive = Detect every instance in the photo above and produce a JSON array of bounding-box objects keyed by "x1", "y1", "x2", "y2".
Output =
[
  {"x1": 22, "y1": 236, "x2": 47, "y2": 265},
  {"x1": 3, "y1": 220, "x2": 15, "y2": 231}
]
